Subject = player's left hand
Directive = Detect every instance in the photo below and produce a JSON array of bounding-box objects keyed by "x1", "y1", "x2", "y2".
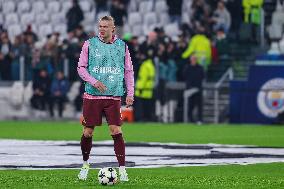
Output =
[{"x1": 125, "y1": 96, "x2": 134, "y2": 108}]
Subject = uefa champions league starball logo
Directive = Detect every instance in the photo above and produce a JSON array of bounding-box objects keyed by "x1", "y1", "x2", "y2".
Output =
[{"x1": 257, "y1": 78, "x2": 284, "y2": 118}]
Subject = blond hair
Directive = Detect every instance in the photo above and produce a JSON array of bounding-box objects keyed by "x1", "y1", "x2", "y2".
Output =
[{"x1": 99, "y1": 15, "x2": 115, "y2": 25}]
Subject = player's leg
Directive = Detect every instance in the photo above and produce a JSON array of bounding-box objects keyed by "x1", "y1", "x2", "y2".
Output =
[
  {"x1": 109, "y1": 125, "x2": 128, "y2": 181},
  {"x1": 78, "y1": 126, "x2": 94, "y2": 180},
  {"x1": 104, "y1": 99, "x2": 128, "y2": 181},
  {"x1": 81, "y1": 126, "x2": 94, "y2": 163},
  {"x1": 78, "y1": 99, "x2": 103, "y2": 180}
]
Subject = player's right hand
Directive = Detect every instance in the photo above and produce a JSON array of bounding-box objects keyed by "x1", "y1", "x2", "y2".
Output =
[{"x1": 94, "y1": 81, "x2": 107, "y2": 93}]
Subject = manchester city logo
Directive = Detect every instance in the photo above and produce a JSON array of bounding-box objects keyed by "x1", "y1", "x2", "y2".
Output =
[{"x1": 257, "y1": 78, "x2": 284, "y2": 118}]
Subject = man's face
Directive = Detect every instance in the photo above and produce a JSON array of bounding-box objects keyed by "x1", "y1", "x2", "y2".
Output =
[
  {"x1": 190, "y1": 56, "x2": 198, "y2": 66},
  {"x1": 99, "y1": 20, "x2": 114, "y2": 39},
  {"x1": 57, "y1": 72, "x2": 64, "y2": 80},
  {"x1": 218, "y1": 2, "x2": 224, "y2": 10},
  {"x1": 40, "y1": 70, "x2": 47, "y2": 77}
]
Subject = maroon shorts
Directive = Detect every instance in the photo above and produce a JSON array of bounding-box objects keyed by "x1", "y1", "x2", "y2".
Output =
[{"x1": 82, "y1": 98, "x2": 122, "y2": 127}]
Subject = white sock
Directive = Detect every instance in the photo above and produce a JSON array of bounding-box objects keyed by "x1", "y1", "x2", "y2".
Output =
[
  {"x1": 83, "y1": 161, "x2": 89, "y2": 166},
  {"x1": 119, "y1": 166, "x2": 126, "y2": 173}
]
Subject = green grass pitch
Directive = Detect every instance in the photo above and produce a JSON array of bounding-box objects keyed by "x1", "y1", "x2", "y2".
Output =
[{"x1": 0, "y1": 121, "x2": 284, "y2": 188}]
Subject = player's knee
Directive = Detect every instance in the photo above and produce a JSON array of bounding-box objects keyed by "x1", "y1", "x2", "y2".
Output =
[
  {"x1": 109, "y1": 126, "x2": 122, "y2": 135},
  {"x1": 83, "y1": 127, "x2": 94, "y2": 138}
]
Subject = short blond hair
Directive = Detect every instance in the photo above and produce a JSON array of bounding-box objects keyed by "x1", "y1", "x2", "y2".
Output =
[{"x1": 99, "y1": 15, "x2": 115, "y2": 25}]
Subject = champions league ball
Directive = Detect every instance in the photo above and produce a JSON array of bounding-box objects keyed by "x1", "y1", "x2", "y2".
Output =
[{"x1": 98, "y1": 167, "x2": 118, "y2": 186}]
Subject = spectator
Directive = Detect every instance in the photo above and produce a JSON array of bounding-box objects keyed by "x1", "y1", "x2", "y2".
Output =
[
  {"x1": 66, "y1": 0, "x2": 84, "y2": 32},
  {"x1": 11, "y1": 35, "x2": 23, "y2": 80},
  {"x1": 156, "y1": 43, "x2": 168, "y2": 106},
  {"x1": 123, "y1": 34, "x2": 140, "y2": 80},
  {"x1": 40, "y1": 38, "x2": 59, "y2": 76},
  {"x1": 94, "y1": 0, "x2": 109, "y2": 14},
  {"x1": 190, "y1": 0, "x2": 211, "y2": 33},
  {"x1": 166, "y1": 0, "x2": 183, "y2": 24},
  {"x1": 75, "y1": 25, "x2": 88, "y2": 42},
  {"x1": 110, "y1": 0, "x2": 127, "y2": 38},
  {"x1": 139, "y1": 31, "x2": 158, "y2": 60},
  {"x1": 31, "y1": 42, "x2": 43, "y2": 78},
  {"x1": 181, "y1": 27, "x2": 212, "y2": 71},
  {"x1": 183, "y1": 55, "x2": 204, "y2": 124},
  {"x1": 74, "y1": 81, "x2": 85, "y2": 115},
  {"x1": 214, "y1": 28, "x2": 229, "y2": 57},
  {"x1": 166, "y1": 41, "x2": 178, "y2": 82},
  {"x1": 155, "y1": 27, "x2": 170, "y2": 45},
  {"x1": 242, "y1": 0, "x2": 263, "y2": 44},
  {"x1": 23, "y1": 25, "x2": 38, "y2": 42},
  {"x1": 0, "y1": 32, "x2": 12, "y2": 80},
  {"x1": 226, "y1": 0, "x2": 242, "y2": 33},
  {"x1": 134, "y1": 49, "x2": 156, "y2": 122},
  {"x1": 30, "y1": 69, "x2": 51, "y2": 111},
  {"x1": 49, "y1": 71, "x2": 70, "y2": 118},
  {"x1": 276, "y1": 110, "x2": 284, "y2": 124},
  {"x1": 211, "y1": 1, "x2": 231, "y2": 33},
  {"x1": 23, "y1": 34, "x2": 35, "y2": 80},
  {"x1": 175, "y1": 34, "x2": 189, "y2": 81},
  {"x1": 64, "y1": 33, "x2": 81, "y2": 81}
]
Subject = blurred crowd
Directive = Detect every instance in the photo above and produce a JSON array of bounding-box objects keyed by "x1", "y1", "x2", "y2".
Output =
[{"x1": 0, "y1": 0, "x2": 260, "y2": 120}]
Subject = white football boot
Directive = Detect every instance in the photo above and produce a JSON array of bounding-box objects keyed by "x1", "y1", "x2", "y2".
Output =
[
  {"x1": 119, "y1": 166, "x2": 129, "y2": 182},
  {"x1": 78, "y1": 163, "x2": 90, "y2": 180}
]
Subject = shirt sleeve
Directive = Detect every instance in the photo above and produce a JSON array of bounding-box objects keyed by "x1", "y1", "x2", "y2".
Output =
[
  {"x1": 124, "y1": 45, "x2": 135, "y2": 97},
  {"x1": 77, "y1": 41, "x2": 98, "y2": 86}
]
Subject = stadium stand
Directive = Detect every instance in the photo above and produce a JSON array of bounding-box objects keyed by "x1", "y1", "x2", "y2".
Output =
[{"x1": 0, "y1": 0, "x2": 282, "y2": 123}]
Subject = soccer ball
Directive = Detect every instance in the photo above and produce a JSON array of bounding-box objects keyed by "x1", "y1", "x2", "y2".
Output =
[{"x1": 98, "y1": 167, "x2": 118, "y2": 185}]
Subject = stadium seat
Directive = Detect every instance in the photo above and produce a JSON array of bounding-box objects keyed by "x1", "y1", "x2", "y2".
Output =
[
  {"x1": 7, "y1": 24, "x2": 22, "y2": 42},
  {"x1": 275, "y1": 0, "x2": 283, "y2": 12},
  {"x1": 123, "y1": 24, "x2": 131, "y2": 33},
  {"x1": 32, "y1": 1, "x2": 46, "y2": 14},
  {"x1": 9, "y1": 81, "x2": 24, "y2": 107},
  {"x1": 144, "y1": 12, "x2": 157, "y2": 27},
  {"x1": 128, "y1": 12, "x2": 142, "y2": 26},
  {"x1": 128, "y1": 0, "x2": 139, "y2": 13},
  {"x1": 38, "y1": 24, "x2": 53, "y2": 39},
  {"x1": 51, "y1": 12, "x2": 66, "y2": 25},
  {"x1": 279, "y1": 35, "x2": 284, "y2": 53},
  {"x1": 131, "y1": 24, "x2": 143, "y2": 36},
  {"x1": 0, "y1": 14, "x2": 3, "y2": 25},
  {"x1": 158, "y1": 12, "x2": 170, "y2": 26},
  {"x1": 2, "y1": 1, "x2": 16, "y2": 14},
  {"x1": 67, "y1": 81, "x2": 81, "y2": 102},
  {"x1": 267, "y1": 41, "x2": 281, "y2": 55},
  {"x1": 155, "y1": 0, "x2": 168, "y2": 13},
  {"x1": 183, "y1": 0, "x2": 193, "y2": 10},
  {"x1": 20, "y1": 12, "x2": 35, "y2": 27},
  {"x1": 143, "y1": 24, "x2": 156, "y2": 36},
  {"x1": 61, "y1": 0, "x2": 72, "y2": 13},
  {"x1": 47, "y1": 1, "x2": 61, "y2": 14},
  {"x1": 54, "y1": 24, "x2": 67, "y2": 36},
  {"x1": 181, "y1": 12, "x2": 191, "y2": 24},
  {"x1": 23, "y1": 81, "x2": 33, "y2": 105},
  {"x1": 35, "y1": 12, "x2": 50, "y2": 25},
  {"x1": 181, "y1": 0, "x2": 192, "y2": 24},
  {"x1": 271, "y1": 11, "x2": 284, "y2": 26},
  {"x1": 82, "y1": 10, "x2": 96, "y2": 25},
  {"x1": 139, "y1": 1, "x2": 153, "y2": 13},
  {"x1": 84, "y1": 24, "x2": 97, "y2": 33},
  {"x1": 17, "y1": 0, "x2": 31, "y2": 14},
  {"x1": 79, "y1": 0, "x2": 92, "y2": 12},
  {"x1": 5, "y1": 13, "x2": 19, "y2": 27},
  {"x1": 164, "y1": 23, "x2": 180, "y2": 37},
  {"x1": 268, "y1": 24, "x2": 283, "y2": 40}
]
